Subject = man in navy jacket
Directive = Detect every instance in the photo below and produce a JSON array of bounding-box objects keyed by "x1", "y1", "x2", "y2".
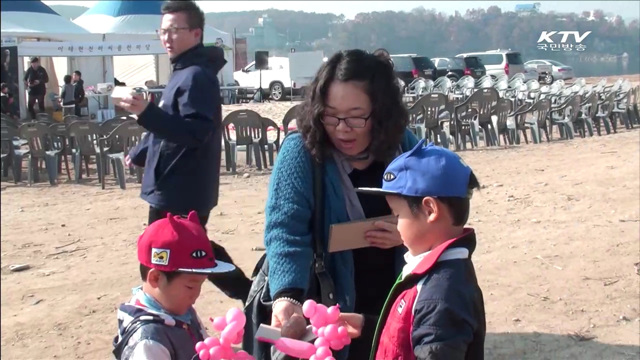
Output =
[{"x1": 120, "y1": 0, "x2": 251, "y2": 303}]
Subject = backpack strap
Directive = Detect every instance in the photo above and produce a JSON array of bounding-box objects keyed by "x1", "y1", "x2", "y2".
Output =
[
  {"x1": 277, "y1": 130, "x2": 337, "y2": 305},
  {"x1": 112, "y1": 315, "x2": 166, "y2": 360},
  {"x1": 311, "y1": 154, "x2": 337, "y2": 306}
]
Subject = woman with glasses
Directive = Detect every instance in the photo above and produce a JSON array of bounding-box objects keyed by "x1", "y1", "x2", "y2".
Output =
[{"x1": 263, "y1": 49, "x2": 419, "y2": 359}]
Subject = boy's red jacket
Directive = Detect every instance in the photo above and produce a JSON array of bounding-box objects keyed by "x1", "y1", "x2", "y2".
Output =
[{"x1": 370, "y1": 229, "x2": 486, "y2": 360}]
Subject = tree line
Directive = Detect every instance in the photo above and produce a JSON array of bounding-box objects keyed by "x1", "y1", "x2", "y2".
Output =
[{"x1": 206, "y1": 6, "x2": 639, "y2": 77}]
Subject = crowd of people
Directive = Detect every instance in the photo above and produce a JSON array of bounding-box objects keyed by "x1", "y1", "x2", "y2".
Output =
[
  {"x1": 1, "y1": 56, "x2": 85, "y2": 120},
  {"x1": 100, "y1": 1, "x2": 488, "y2": 360}
]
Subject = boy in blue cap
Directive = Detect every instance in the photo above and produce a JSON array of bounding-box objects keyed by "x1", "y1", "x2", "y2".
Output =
[{"x1": 339, "y1": 139, "x2": 486, "y2": 360}]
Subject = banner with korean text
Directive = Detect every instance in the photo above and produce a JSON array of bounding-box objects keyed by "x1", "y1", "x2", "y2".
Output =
[{"x1": 17, "y1": 41, "x2": 165, "y2": 57}]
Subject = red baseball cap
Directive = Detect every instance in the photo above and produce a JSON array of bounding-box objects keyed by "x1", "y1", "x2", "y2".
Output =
[{"x1": 137, "y1": 211, "x2": 235, "y2": 274}]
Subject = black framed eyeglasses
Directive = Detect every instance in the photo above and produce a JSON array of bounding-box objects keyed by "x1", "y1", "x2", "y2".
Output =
[
  {"x1": 156, "y1": 27, "x2": 191, "y2": 38},
  {"x1": 321, "y1": 114, "x2": 371, "y2": 128}
]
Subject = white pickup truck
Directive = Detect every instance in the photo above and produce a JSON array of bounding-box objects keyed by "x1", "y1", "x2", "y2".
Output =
[{"x1": 233, "y1": 56, "x2": 302, "y2": 101}]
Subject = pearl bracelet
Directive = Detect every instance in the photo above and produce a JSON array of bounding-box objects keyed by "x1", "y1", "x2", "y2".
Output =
[{"x1": 272, "y1": 297, "x2": 302, "y2": 309}]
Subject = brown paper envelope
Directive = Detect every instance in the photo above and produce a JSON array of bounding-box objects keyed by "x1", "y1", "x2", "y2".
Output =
[{"x1": 328, "y1": 215, "x2": 398, "y2": 253}]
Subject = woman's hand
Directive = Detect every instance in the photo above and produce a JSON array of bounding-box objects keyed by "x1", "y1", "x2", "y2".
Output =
[
  {"x1": 365, "y1": 220, "x2": 403, "y2": 249},
  {"x1": 271, "y1": 300, "x2": 303, "y2": 328},
  {"x1": 338, "y1": 313, "x2": 364, "y2": 338}
]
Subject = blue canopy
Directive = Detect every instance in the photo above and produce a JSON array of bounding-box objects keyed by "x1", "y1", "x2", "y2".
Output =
[
  {"x1": 81, "y1": 1, "x2": 165, "y2": 17},
  {"x1": 1, "y1": 0, "x2": 59, "y2": 15}
]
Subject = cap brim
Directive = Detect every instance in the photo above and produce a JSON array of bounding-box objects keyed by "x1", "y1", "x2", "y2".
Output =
[
  {"x1": 177, "y1": 260, "x2": 236, "y2": 274},
  {"x1": 355, "y1": 187, "x2": 401, "y2": 196}
]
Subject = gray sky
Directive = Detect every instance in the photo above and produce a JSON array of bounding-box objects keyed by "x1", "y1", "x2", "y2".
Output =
[{"x1": 44, "y1": 1, "x2": 639, "y2": 21}]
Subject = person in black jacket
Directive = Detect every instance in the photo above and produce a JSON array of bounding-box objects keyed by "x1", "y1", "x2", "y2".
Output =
[
  {"x1": 119, "y1": 0, "x2": 251, "y2": 303},
  {"x1": 72, "y1": 70, "x2": 85, "y2": 116},
  {"x1": 23, "y1": 57, "x2": 49, "y2": 120},
  {"x1": 1, "y1": 83, "x2": 16, "y2": 118}
]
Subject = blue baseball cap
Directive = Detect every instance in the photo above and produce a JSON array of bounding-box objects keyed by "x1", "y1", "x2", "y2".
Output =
[{"x1": 357, "y1": 139, "x2": 473, "y2": 198}]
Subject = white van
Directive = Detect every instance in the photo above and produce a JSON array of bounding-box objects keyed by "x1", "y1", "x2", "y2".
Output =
[
  {"x1": 233, "y1": 56, "x2": 300, "y2": 101},
  {"x1": 456, "y1": 49, "x2": 525, "y2": 79}
]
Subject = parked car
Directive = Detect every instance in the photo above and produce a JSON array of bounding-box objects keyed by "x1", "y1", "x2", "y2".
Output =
[
  {"x1": 433, "y1": 56, "x2": 487, "y2": 80},
  {"x1": 233, "y1": 56, "x2": 302, "y2": 101},
  {"x1": 456, "y1": 49, "x2": 525, "y2": 79},
  {"x1": 390, "y1": 54, "x2": 436, "y2": 90},
  {"x1": 523, "y1": 65, "x2": 539, "y2": 82},
  {"x1": 524, "y1": 59, "x2": 575, "y2": 83}
]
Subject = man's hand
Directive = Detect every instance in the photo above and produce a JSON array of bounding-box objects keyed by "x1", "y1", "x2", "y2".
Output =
[
  {"x1": 119, "y1": 94, "x2": 150, "y2": 116},
  {"x1": 125, "y1": 154, "x2": 132, "y2": 167}
]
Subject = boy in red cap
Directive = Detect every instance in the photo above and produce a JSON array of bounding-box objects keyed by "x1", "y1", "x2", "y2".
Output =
[
  {"x1": 112, "y1": 211, "x2": 236, "y2": 360},
  {"x1": 339, "y1": 140, "x2": 486, "y2": 360}
]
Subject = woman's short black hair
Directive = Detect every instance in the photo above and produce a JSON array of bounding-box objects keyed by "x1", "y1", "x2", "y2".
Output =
[
  {"x1": 298, "y1": 49, "x2": 408, "y2": 162},
  {"x1": 404, "y1": 171, "x2": 481, "y2": 226},
  {"x1": 63, "y1": 75, "x2": 72, "y2": 84},
  {"x1": 140, "y1": 264, "x2": 181, "y2": 283}
]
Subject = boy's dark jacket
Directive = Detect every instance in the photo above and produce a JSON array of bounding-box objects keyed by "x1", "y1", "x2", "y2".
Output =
[
  {"x1": 113, "y1": 297, "x2": 208, "y2": 360},
  {"x1": 128, "y1": 44, "x2": 226, "y2": 214},
  {"x1": 368, "y1": 229, "x2": 486, "y2": 360}
]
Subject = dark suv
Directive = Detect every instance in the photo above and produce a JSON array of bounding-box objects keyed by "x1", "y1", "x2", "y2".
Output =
[
  {"x1": 432, "y1": 57, "x2": 486, "y2": 80},
  {"x1": 390, "y1": 54, "x2": 436, "y2": 88}
]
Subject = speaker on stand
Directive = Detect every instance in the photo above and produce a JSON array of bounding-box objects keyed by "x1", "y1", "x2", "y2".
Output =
[{"x1": 255, "y1": 51, "x2": 269, "y2": 102}]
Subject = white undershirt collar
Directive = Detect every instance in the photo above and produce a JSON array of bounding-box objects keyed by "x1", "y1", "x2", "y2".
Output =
[{"x1": 402, "y1": 247, "x2": 469, "y2": 279}]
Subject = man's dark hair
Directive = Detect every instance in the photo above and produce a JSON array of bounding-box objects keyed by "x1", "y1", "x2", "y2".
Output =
[
  {"x1": 63, "y1": 75, "x2": 72, "y2": 84},
  {"x1": 404, "y1": 171, "x2": 481, "y2": 226},
  {"x1": 30, "y1": 57, "x2": 39, "y2": 63},
  {"x1": 161, "y1": 0, "x2": 205, "y2": 41},
  {"x1": 73, "y1": 70, "x2": 82, "y2": 77},
  {"x1": 0, "y1": 83, "x2": 7, "y2": 91},
  {"x1": 140, "y1": 264, "x2": 181, "y2": 283},
  {"x1": 299, "y1": 49, "x2": 408, "y2": 162}
]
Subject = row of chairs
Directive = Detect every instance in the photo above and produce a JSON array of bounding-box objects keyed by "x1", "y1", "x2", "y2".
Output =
[
  {"x1": 405, "y1": 77, "x2": 639, "y2": 150},
  {"x1": 1, "y1": 114, "x2": 144, "y2": 189},
  {"x1": 5, "y1": 75, "x2": 636, "y2": 187},
  {"x1": 220, "y1": 105, "x2": 301, "y2": 174},
  {"x1": 2, "y1": 104, "x2": 303, "y2": 185}
]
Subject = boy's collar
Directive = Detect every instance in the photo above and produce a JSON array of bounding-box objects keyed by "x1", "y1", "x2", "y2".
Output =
[
  {"x1": 403, "y1": 247, "x2": 470, "y2": 279},
  {"x1": 131, "y1": 286, "x2": 193, "y2": 324},
  {"x1": 409, "y1": 228, "x2": 476, "y2": 276}
]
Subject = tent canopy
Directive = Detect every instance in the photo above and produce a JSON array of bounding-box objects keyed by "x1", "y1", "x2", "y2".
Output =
[
  {"x1": 82, "y1": 1, "x2": 165, "y2": 16},
  {"x1": 1, "y1": 1, "x2": 102, "y2": 42},
  {"x1": 73, "y1": 0, "x2": 235, "y2": 86},
  {"x1": 74, "y1": 0, "x2": 165, "y2": 36},
  {"x1": 74, "y1": 0, "x2": 232, "y2": 44}
]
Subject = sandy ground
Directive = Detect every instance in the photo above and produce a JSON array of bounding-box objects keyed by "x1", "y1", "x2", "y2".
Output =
[{"x1": 1, "y1": 75, "x2": 639, "y2": 360}]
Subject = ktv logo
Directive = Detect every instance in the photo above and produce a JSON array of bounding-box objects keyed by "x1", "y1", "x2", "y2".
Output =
[{"x1": 536, "y1": 31, "x2": 592, "y2": 52}]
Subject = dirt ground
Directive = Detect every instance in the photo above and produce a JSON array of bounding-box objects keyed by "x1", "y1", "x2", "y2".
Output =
[{"x1": 2, "y1": 77, "x2": 639, "y2": 360}]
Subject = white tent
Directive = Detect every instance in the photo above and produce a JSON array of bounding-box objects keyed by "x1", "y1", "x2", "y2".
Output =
[
  {"x1": 1, "y1": 1, "x2": 102, "y2": 42},
  {"x1": 0, "y1": 1, "x2": 105, "y2": 119},
  {"x1": 74, "y1": 1, "x2": 235, "y2": 86}
]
